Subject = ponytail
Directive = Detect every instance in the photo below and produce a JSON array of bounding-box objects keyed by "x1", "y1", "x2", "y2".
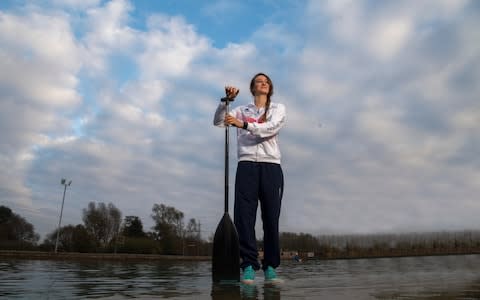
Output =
[{"x1": 261, "y1": 96, "x2": 271, "y2": 123}]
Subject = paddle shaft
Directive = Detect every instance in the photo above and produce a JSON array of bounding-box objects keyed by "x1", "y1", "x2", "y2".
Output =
[{"x1": 224, "y1": 100, "x2": 230, "y2": 214}]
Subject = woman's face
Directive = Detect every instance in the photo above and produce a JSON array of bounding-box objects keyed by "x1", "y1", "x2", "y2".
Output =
[{"x1": 252, "y1": 75, "x2": 270, "y2": 96}]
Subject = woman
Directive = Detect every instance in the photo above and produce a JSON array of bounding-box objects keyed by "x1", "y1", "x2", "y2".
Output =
[{"x1": 213, "y1": 73, "x2": 286, "y2": 284}]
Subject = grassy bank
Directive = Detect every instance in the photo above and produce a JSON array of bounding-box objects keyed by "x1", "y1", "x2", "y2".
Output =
[
  {"x1": 0, "y1": 250, "x2": 210, "y2": 261},
  {"x1": 2, "y1": 249, "x2": 480, "y2": 263}
]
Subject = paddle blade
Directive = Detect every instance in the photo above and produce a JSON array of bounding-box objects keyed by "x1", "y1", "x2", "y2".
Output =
[{"x1": 212, "y1": 213, "x2": 240, "y2": 283}]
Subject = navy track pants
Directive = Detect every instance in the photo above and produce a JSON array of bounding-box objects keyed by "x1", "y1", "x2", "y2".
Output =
[{"x1": 234, "y1": 161, "x2": 284, "y2": 271}]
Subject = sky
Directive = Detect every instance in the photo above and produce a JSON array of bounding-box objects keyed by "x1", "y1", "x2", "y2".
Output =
[{"x1": 0, "y1": 0, "x2": 479, "y2": 241}]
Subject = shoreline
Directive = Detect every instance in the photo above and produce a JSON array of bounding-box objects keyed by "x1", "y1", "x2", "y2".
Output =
[
  {"x1": 1, "y1": 250, "x2": 479, "y2": 262},
  {"x1": 0, "y1": 250, "x2": 210, "y2": 261}
]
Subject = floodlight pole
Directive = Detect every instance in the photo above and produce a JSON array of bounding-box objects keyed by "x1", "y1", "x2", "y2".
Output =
[{"x1": 54, "y1": 178, "x2": 72, "y2": 253}]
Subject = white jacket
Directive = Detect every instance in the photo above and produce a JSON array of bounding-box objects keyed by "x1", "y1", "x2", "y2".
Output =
[{"x1": 213, "y1": 101, "x2": 286, "y2": 164}]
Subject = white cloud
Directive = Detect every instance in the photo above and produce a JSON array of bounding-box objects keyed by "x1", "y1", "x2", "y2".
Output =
[
  {"x1": 320, "y1": 0, "x2": 364, "y2": 43},
  {"x1": 367, "y1": 17, "x2": 413, "y2": 60},
  {"x1": 251, "y1": 22, "x2": 302, "y2": 53},
  {"x1": 308, "y1": 0, "x2": 471, "y2": 62},
  {"x1": 144, "y1": 113, "x2": 163, "y2": 128},
  {"x1": 0, "y1": 11, "x2": 81, "y2": 106},
  {"x1": 82, "y1": 0, "x2": 137, "y2": 74},
  {"x1": 122, "y1": 80, "x2": 169, "y2": 107},
  {"x1": 452, "y1": 108, "x2": 479, "y2": 130},
  {"x1": 137, "y1": 14, "x2": 210, "y2": 79},
  {"x1": 113, "y1": 103, "x2": 143, "y2": 122}
]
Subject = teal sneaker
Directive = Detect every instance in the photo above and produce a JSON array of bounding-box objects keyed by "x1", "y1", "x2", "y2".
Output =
[
  {"x1": 264, "y1": 266, "x2": 279, "y2": 282},
  {"x1": 241, "y1": 265, "x2": 255, "y2": 284}
]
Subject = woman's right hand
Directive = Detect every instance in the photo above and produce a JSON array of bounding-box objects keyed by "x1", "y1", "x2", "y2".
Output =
[{"x1": 225, "y1": 86, "x2": 239, "y2": 99}]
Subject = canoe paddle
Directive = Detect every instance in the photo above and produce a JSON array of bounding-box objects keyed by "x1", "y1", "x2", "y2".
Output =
[{"x1": 212, "y1": 91, "x2": 240, "y2": 283}]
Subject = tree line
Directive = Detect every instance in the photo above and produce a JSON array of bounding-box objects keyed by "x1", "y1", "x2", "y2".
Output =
[
  {"x1": 0, "y1": 206, "x2": 40, "y2": 250},
  {"x1": 1, "y1": 203, "x2": 207, "y2": 255},
  {"x1": 1, "y1": 204, "x2": 480, "y2": 258},
  {"x1": 281, "y1": 231, "x2": 480, "y2": 259}
]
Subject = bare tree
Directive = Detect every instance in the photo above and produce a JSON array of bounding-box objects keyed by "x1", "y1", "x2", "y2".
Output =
[
  {"x1": 151, "y1": 204, "x2": 185, "y2": 254},
  {"x1": 82, "y1": 202, "x2": 122, "y2": 250}
]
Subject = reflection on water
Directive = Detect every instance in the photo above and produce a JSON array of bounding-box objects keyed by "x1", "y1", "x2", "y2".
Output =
[
  {"x1": 211, "y1": 282, "x2": 281, "y2": 300},
  {"x1": 1, "y1": 254, "x2": 480, "y2": 299}
]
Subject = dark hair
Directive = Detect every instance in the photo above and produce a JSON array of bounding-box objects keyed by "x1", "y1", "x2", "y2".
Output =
[{"x1": 249, "y1": 73, "x2": 273, "y2": 122}]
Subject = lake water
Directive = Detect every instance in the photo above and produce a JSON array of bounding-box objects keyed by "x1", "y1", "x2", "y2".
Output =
[{"x1": 1, "y1": 254, "x2": 480, "y2": 299}]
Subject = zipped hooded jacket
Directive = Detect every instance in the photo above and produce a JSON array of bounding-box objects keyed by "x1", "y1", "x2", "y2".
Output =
[{"x1": 213, "y1": 101, "x2": 286, "y2": 164}]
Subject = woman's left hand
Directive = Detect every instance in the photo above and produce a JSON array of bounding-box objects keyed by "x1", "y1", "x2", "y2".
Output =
[{"x1": 225, "y1": 114, "x2": 243, "y2": 128}]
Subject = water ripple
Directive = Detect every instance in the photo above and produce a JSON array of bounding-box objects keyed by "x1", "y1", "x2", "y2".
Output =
[{"x1": 1, "y1": 255, "x2": 480, "y2": 299}]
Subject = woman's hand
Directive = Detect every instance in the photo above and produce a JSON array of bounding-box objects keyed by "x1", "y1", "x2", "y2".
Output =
[
  {"x1": 225, "y1": 114, "x2": 243, "y2": 128},
  {"x1": 225, "y1": 86, "x2": 239, "y2": 99},
  {"x1": 223, "y1": 85, "x2": 241, "y2": 127}
]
